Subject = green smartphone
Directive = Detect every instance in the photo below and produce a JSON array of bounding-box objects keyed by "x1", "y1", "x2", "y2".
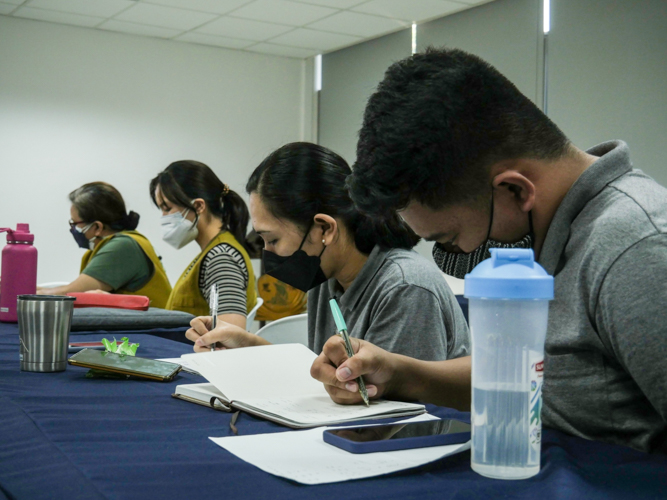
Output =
[{"x1": 68, "y1": 348, "x2": 182, "y2": 382}]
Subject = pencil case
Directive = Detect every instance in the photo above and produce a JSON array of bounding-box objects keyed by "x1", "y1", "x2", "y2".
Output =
[{"x1": 66, "y1": 293, "x2": 150, "y2": 311}]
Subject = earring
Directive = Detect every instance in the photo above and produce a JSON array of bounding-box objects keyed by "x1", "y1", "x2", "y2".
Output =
[{"x1": 322, "y1": 239, "x2": 326, "y2": 245}]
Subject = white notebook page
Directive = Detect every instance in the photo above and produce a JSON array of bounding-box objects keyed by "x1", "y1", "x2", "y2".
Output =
[
  {"x1": 183, "y1": 344, "x2": 324, "y2": 401},
  {"x1": 183, "y1": 344, "x2": 423, "y2": 424}
]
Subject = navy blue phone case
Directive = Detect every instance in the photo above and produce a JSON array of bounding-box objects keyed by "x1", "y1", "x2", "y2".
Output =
[{"x1": 323, "y1": 420, "x2": 471, "y2": 454}]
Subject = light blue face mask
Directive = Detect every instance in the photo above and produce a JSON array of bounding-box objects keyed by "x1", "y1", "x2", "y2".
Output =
[{"x1": 160, "y1": 209, "x2": 198, "y2": 249}]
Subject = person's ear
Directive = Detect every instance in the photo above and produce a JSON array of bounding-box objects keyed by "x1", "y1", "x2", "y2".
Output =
[
  {"x1": 91, "y1": 221, "x2": 104, "y2": 236},
  {"x1": 492, "y1": 171, "x2": 536, "y2": 213},
  {"x1": 312, "y1": 214, "x2": 337, "y2": 246},
  {"x1": 192, "y1": 198, "x2": 206, "y2": 216}
]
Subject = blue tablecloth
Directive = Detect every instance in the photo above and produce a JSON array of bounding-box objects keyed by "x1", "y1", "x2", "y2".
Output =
[
  {"x1": 1, "y1": 326, "x2": 665, "y2": 500},
  {"x1": 0, "y1": 321, "x2": 191, "y2": 344}
]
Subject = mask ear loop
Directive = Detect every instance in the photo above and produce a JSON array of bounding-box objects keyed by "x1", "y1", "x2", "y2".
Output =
[
  {"x1": 527, "y1": 211, "x2": 535, "y2": 249},
  {"x1": 298, "y1": 224, "x2": 328, "y2": 257},
  {"x1": 183, "y1": 207, "x2": 199, "y2": 230},
  {"x1": 77, "y1": 222, "x2": 95, "y2": 234},
  {"x1": 87, "y1": 222, "x2": 102, "y2": 244},
  {"x1": 297, "y1": 226, "x2": 311, "y2": 251},
  {"x1": 485, "y1": 190, "x2": 495, "y2": 241}
]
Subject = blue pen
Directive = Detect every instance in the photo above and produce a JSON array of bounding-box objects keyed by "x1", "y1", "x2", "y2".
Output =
[{"x1": 329, "y1": 299, "x2": 370, "y2": 406}]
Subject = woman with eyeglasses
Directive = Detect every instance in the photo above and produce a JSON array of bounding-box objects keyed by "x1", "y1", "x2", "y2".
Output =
[
  {"x1": 150, "y1": 161, "x2": 257, "y2": 329},
  {"x1": 39, "y1": 182, "x2": 172, "y2": 307},
  {"x1": 185, "y1": 142, "x2": 469, "y2": 363}
]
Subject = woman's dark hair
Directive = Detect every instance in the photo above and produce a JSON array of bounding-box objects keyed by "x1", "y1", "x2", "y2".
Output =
[
  {"x1": 69, "y1": 182, "x2": 139, "y2": 231},
  {"x1": 246, "y1": 142, "x2": 419, "y2": 254},
  {"x1": 150, "y1": 160, "x2": 251, "y2": 252}
]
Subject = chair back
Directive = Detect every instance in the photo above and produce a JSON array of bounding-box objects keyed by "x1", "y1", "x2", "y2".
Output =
[
  {"x1": 246, "y1": 297, "x2": 264, "y2": 330},
  {"x1": 256, "y1": 313, "x2": 308, "y2": 347}
]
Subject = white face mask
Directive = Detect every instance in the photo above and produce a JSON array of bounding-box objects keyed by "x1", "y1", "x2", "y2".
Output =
[{"x1": 160, "y1": 209, "x2": 198, "y2": 249}]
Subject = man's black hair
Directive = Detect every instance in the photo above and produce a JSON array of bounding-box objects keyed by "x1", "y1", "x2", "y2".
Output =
[{"x1": 348, "y1": 47, "x2": 571, "y2": 215}]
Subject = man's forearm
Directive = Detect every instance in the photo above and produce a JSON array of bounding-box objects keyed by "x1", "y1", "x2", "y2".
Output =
[{"x1": 388, "y1": 355, "x2": 472, "y2": 411}]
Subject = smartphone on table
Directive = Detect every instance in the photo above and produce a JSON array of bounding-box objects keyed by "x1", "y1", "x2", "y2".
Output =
[
  {"x1": 68, "y1": 340, "x2": 123, "y2": 353},
  {"x1": 323, "y1": 419, "x2": 471, "y2": 454},
  {"x1": 68, "y1": 348, "x2": 181, "y2": 382}
]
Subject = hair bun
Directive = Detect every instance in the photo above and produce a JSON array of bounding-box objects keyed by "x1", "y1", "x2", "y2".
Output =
[{"x1": 125, "y1": 211, "x2": 140, "y2": 230}]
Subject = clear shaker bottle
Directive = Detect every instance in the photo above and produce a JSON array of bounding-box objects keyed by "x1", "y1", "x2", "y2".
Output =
[{"x1": 464, "y1": 248, "x2": 553, "y2": 480}]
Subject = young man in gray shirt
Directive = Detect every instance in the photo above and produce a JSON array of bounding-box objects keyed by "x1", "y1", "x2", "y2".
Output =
[{"x1": 310, "y1": 48, "x2": 667, "y2": 453}]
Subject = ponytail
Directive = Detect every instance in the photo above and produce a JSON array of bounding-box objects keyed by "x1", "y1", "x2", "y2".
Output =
[
  {"x1": 221, "y1": 189, "x2": 251, "y2": 253},
  {"x1": 120, "y1": 210, "x2": 140, "y2": 231},
  {"x1": 349, "y1": 213, "x2": 418, "y2": 254}
]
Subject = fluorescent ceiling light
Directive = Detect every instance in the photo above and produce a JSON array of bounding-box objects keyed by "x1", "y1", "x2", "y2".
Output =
[
  {"x1": 411, "y1": 23, "x2": 417, "y2": 54},
  {"x1": 543, "y1": 0, "x2": 550, "y2": 34},
  {"x1": 314, "y1": 54, "x2": 322, "y2": 92}
]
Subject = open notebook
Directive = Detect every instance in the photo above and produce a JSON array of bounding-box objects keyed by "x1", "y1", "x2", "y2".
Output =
[{"x1": 172, "y1": 344, "x2": 425, "y2": 429}]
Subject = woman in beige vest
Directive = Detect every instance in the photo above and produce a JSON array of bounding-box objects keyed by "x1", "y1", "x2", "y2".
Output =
[{"x1": 150, "y1": 160, "x2": 257, "y2": 329}]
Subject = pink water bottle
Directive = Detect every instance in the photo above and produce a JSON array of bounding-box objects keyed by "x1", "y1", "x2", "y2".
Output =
[{"x1": 0, "y1": 224, "x2": 38, "y2": 323}]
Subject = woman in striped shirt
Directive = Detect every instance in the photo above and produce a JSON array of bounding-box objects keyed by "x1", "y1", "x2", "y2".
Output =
[{"x1": 150, "y1": 161, "x2": 257, "y2": 328}]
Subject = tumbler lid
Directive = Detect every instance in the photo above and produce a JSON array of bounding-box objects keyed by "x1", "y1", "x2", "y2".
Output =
[
  {"x1": 464, "y1": 248, "x2": 553, "y2": 300},
  {"x1": 17, "y1": 295, "x2": 76, "y2": 301}
]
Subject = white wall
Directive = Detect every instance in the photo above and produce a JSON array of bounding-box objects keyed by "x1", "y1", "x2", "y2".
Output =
[
  {"x1": 547, "y1": 0, "x2": 667, "y2": 186},
  {"x1": 0, "y1": 16, "x2": 310, "y2": 285}
]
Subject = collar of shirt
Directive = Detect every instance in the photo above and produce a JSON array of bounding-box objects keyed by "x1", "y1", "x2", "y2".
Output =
[
  {"x1": 540, "y1": 140, "x2": 632, "y2": 275},
  {"x1": 326, "y1": 245, "x2": 387, "y2": 312}
]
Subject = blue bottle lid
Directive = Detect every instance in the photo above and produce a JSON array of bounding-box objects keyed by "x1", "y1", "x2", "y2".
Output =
[{"x1": 464, "y1": 248, "x2": 554, "y2": 300}]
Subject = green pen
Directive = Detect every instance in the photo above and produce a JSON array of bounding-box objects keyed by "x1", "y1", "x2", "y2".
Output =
[{"x1": 328, "y1": 298, "x2": 370, "y2": 406}]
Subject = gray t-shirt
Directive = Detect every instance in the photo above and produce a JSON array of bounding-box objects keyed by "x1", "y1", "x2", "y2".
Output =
[
  {"x1": 539, "y1": 140, "x2": 667, "y2": 453},
  {"x1": 308, "y1": 246, "x2": 470, "y2": 361}
]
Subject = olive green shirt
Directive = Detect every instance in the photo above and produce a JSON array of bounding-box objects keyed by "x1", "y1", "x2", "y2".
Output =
[{"x1": 81, "y1": 235, "x2": 152, "y2": 292}]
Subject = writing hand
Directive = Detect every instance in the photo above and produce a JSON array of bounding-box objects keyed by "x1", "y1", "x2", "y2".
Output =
[
  {"x1": 185, "y1": 316, "x2": 270, "y2": 352},
  {"x1": 310, "y1": 335, "x2": 397, "y2": 405}
]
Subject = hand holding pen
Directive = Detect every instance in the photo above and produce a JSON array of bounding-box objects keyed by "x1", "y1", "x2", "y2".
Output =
[{"x1": 328, "y1": 299, "x2": 370, "y2": 406}]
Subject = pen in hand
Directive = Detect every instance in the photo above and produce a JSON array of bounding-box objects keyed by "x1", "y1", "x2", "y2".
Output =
[
  {"x1": 208, "y1": 284, "x2": 218, "y2": 352},
  {"x1": 328, "y1": 299, "x2": 370, "y2": 406}
]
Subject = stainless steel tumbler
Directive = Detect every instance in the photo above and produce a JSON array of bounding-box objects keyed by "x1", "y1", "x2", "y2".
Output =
[{"x1": 18, "y1": 294, "x2": 76, "y2": 372}]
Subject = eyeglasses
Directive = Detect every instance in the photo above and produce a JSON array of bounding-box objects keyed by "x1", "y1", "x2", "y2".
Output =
[{"x1": 68, "y1": 219, "x2": 87, "y2": 229}]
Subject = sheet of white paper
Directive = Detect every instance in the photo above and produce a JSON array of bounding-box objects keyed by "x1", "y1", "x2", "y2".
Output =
[
  {"x1": 210, "y1": 415, "x2": 470, "y2": 485},
  {"x1": 157, "y1": 357, "x2": 201, "y2": 375}
]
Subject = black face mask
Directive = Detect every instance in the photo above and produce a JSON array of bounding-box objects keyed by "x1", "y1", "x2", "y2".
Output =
[
  {"x1": 70, "y1": 223, "x2": 94, "y2": 250},
  {"x1": 262, "y1": 229, "x2": 327, "y2": 293}
]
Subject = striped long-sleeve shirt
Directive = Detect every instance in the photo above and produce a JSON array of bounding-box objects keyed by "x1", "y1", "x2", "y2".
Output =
[{"x1": 198, "y1": 243, "x2": 248, "y2": 316}]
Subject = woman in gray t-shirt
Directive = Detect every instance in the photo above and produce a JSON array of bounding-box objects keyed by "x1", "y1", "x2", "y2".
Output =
[{"x1": 185, "y1": 142, "x2": 469, "y2": 361}]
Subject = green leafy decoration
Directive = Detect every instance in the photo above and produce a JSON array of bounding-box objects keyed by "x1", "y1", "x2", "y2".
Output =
[
  {"x1": 86, "y1": 337, "x2": 140, "y2": 379},
  {"x1": 101, "y1": 337, "x2": 139, "y2": 356}
]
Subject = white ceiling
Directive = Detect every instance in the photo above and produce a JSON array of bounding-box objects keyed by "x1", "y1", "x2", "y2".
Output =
[{"x1": 0, "y1": 0, "x2": 493, "y2": 59}]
